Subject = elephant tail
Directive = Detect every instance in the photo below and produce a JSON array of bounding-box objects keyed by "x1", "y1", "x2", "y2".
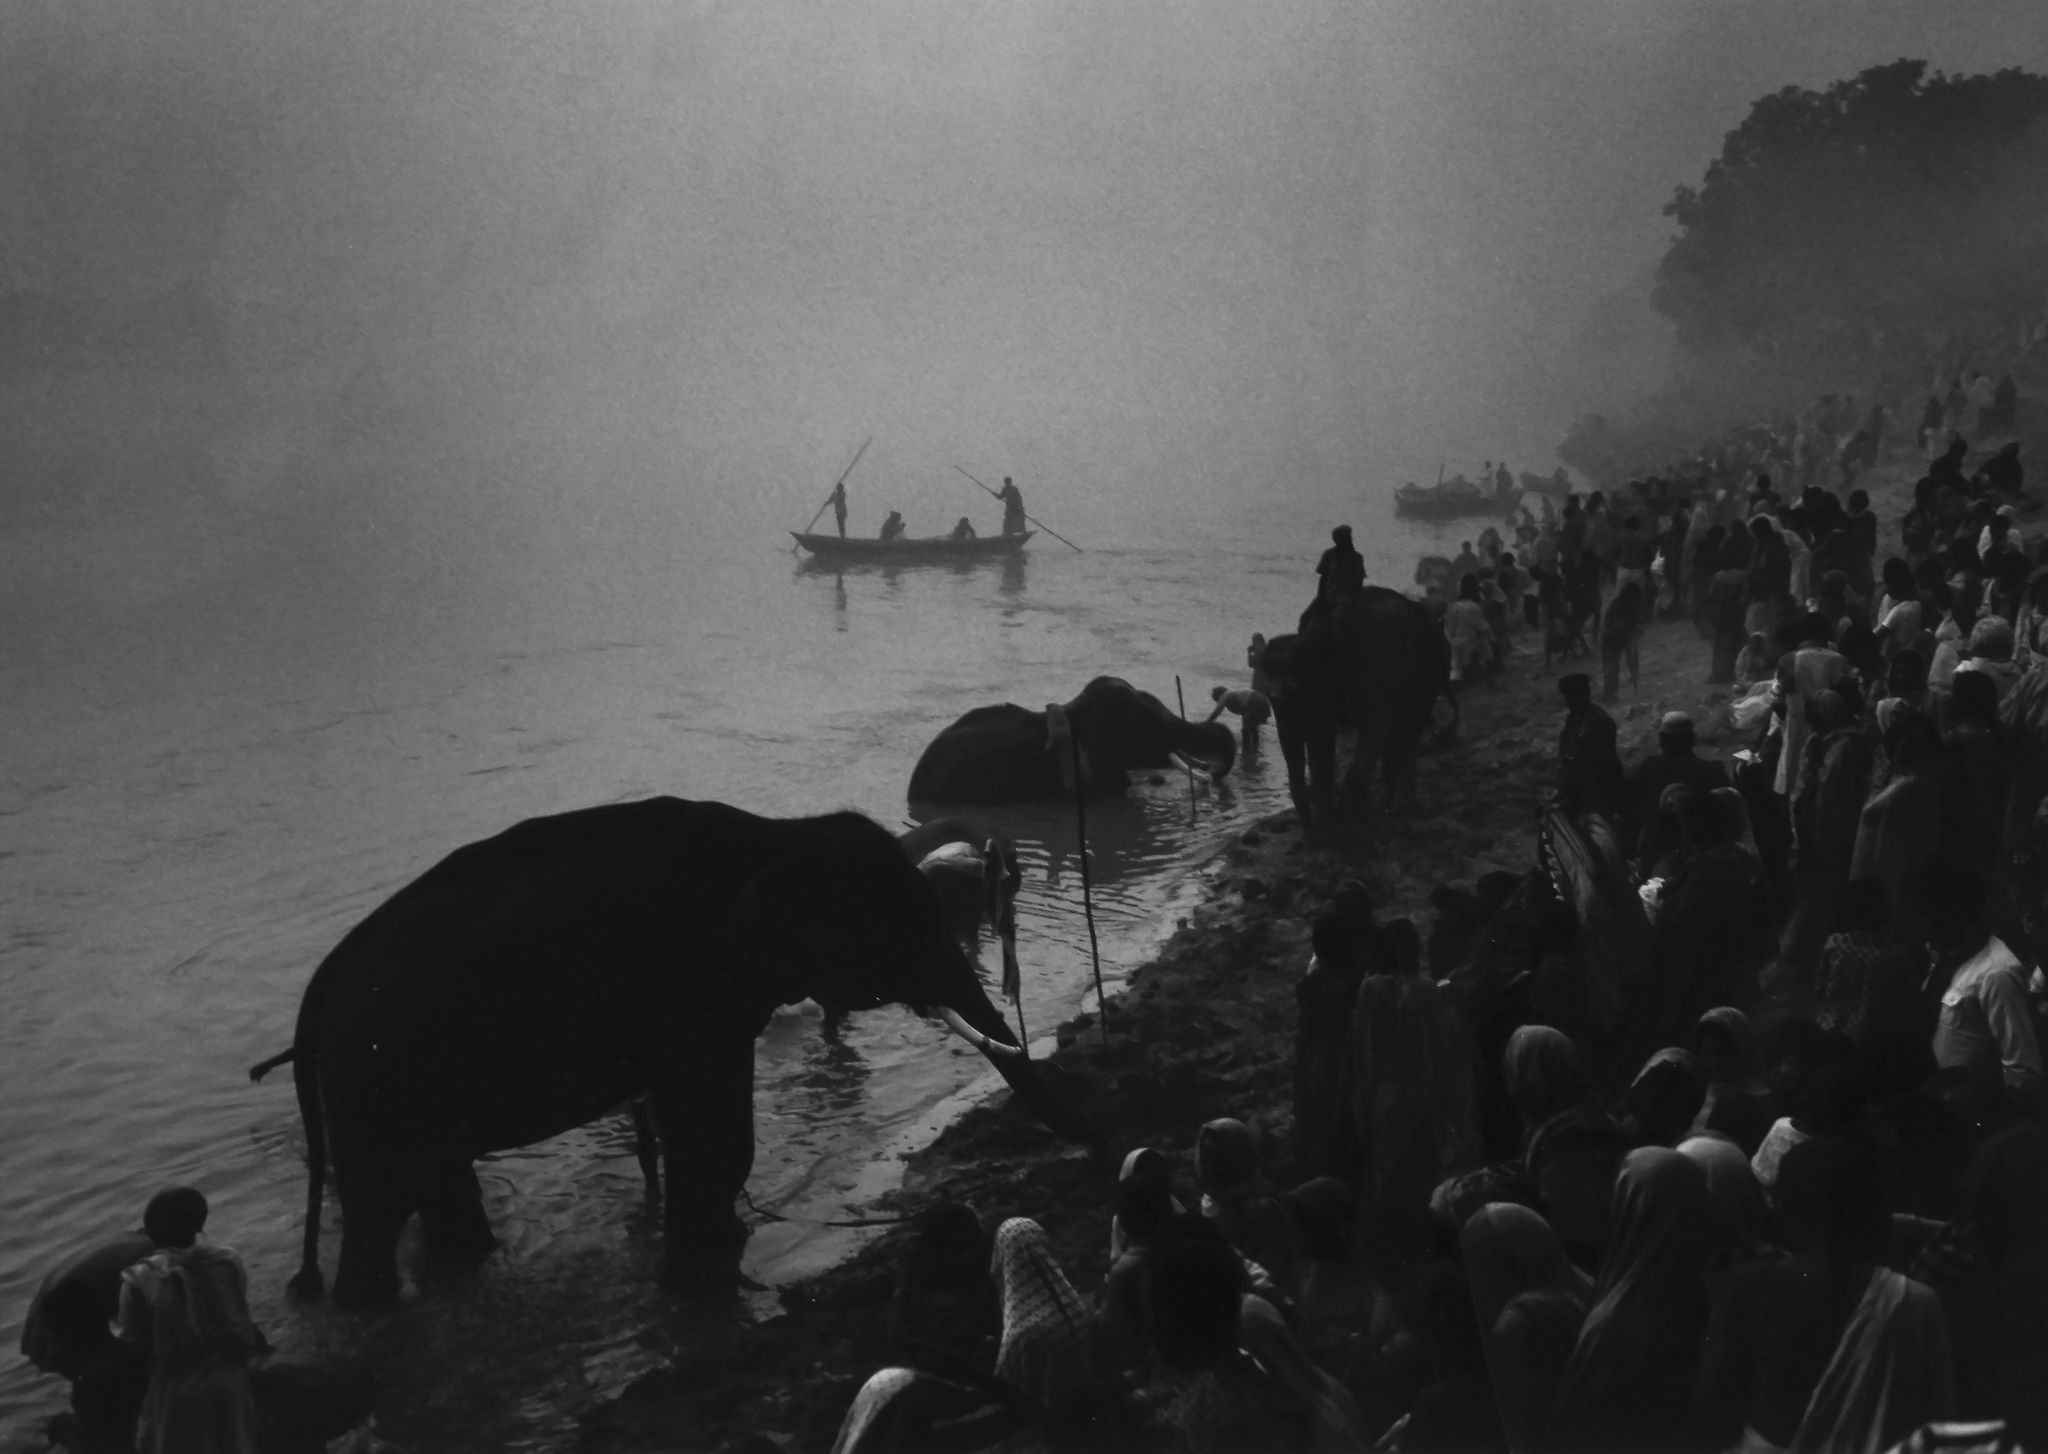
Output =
[{"x1": 287, "y1": 1035, "x2": 328, "y2": 1301}]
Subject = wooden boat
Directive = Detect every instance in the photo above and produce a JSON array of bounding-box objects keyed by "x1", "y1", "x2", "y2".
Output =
[
  {"x1": 792, "y1": 530, "x2": 1033, "y2": 562},
  {"x1": 1392, "y1": 476, "x2": 1514, "y2": 520}
]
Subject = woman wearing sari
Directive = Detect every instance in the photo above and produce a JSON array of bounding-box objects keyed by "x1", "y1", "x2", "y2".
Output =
[
  {"x1": 1697, "y1": 1138, "x2": 1951, "y2": 1454},
  {"x1": 1462, "y1": 1202, "x2": 1591, "y2": 1454},
  {"x1": 1550, "y1": 1147, "x2": 1718, "y2": 1452},
  {"x1": 1676, "y1": 1134, "x2": 1769, "y2": 1269},
  {"x1": 1619, "y1": 1048, "x2": 1708, "y2": 1148},
  {"x1": 989, "y1": 1217, "x2": 1094, "y2": 1415}
]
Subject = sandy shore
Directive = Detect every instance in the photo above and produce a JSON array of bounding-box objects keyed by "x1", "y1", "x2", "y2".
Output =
[{"x1": 575, "y1": 452, "x2": 1940, "y2": 1454}]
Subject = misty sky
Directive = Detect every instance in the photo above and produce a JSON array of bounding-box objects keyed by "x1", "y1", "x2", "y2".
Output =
[{"x1": 3, "y1": 0, "x2": 2046, "y2": 609}]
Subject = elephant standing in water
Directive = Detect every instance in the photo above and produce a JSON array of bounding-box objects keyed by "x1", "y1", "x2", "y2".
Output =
[
  {"x1": 248, "y1": 798, "x2": 1098, "y2": 1305},
  {"x1": 1259, "y1": 587, "x2": 1453, "y2": 826},
  {"x1": 907, "y1": 676, "x2": 1236, "y2": 805}
]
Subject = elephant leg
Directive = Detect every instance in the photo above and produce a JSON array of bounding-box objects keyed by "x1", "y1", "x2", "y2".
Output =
[
  {"x1": 1306, "y1": 725, "x2": 1338, "y2": 824},
  {"x1": 418, "y1": 1158, "x2": 497, "y2": 1263},
  {"x1": 630, "y1": 1099, "x2": 662, "y2": 1198},
  {"x1": 329, "y1": 1177, "x2": 409, "y2": 1307},
  {"x1": 654, "y1": 1039, "x2": 755, "y2": 1294}
]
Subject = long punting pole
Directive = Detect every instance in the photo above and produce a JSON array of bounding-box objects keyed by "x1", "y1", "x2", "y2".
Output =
[
  {"x1": 800, "y1": 436, "x2": 873, "y2": 535},
  {"x1": 952, "y1": 465, "x2": 1084, "y2": 552}
]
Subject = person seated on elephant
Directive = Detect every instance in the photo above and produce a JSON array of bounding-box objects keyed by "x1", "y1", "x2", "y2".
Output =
[
  {"x1": 950, "y1": 515, "x2": 977, "y2": 541},
  {"x1": 1298, "y1": 912, "x2": 1368, "y2": 1182},
  {"x1": 1626, "y1": 712, "x2": 1730, "y2": 866},
  {"x1": 887, "y1": 1202, "x2": 1001, "y2": 1374},
  {"x1": 1313, "y1": 525, "x2": 1367, "y2": 616},
  {"x1": 1555, "y1": 674, "x2": 1623, "y2": 816},
  {"x1": 1616, "y1": 1048, "x2": 1708, "y2": 1149},
  {"x1": 117, "y1": 1187, "x2": 269, "y2": 1454},
  {"x1": 1194, "y1": 1118, "x2": 1296, "y2": 1295},
  {"x1": 19, "y1": 1226, "x2": 157, "y2": 1452},
  {"x1": 1444, "y1": 574, "x2": 1491, "y2": 683},
  {"x1": 988, "y1": 1218, "x2": 1094, "y2": 1417},
  {"x1": 1350, "y1": 919, "x2": 1481, "y2": 1286},
  {"x1": 1205, "y1": 684, "x2": 1272, "y2": 752}
]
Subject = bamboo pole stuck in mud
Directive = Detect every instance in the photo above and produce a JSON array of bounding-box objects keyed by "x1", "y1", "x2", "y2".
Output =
[
  {"x1": 1174, "y1": 675, "x2": 1198, "y2": 824},
  {"x1": 1070, "y1": 732, "x2": 1108, "y2": 1045}
]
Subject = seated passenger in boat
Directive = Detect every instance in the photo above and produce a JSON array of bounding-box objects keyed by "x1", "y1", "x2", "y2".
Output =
[
  {"x1": 950, "y1": 517, "x2": 977, "y2": 541},
  {"x1": 880, "y1": 511, "x2": 906, "y2": 541}
]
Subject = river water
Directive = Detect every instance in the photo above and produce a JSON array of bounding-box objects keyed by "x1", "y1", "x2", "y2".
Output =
[{"x1": 0, "y1": 473, "x2": 1480, "y2": 1449}]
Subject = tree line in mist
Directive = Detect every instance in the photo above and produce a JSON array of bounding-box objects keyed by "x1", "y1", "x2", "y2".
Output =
[{"x1": 1560, "y1": 59, "x2": 2048, "y2": 480}]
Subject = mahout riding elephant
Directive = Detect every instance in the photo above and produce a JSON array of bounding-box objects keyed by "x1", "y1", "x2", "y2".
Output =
[
  {"x1": 247, "y1": 797, "x2": 1098, "y2": 1306},
  {"x1": 907, "y1": 676, "x2": 1235, "y2": 805},
  {"x1": 1258, "y1": 587, "x2": 1452, "y2": 825}
]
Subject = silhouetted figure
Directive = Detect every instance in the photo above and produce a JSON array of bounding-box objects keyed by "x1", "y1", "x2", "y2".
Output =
[
  {"x1": 880, "y1": 510, "x2": 905, "y2": 541},
  {"x1": 829, "y1": 480, "x2": 848, "y2": 537},
  {"x1": 997, "y1": 477, "x2": 1027, "y2": 536}
]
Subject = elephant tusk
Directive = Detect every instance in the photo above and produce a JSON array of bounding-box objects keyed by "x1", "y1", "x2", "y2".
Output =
[
  {"x1": 938, "y1": 1006, "x2": 1026, "y2": 1059},
  {"x1": 1170, "y1": 751, "x2": 1212, "y2": 780}
]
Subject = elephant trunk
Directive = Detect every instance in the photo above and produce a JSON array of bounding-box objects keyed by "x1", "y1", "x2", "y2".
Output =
[{"x1": 940, "y1": 987, "x2": 1102, "y2": 1152}]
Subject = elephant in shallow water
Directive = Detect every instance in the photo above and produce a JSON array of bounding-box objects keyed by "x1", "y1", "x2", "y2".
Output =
[
  {"x1": 907, "y1": 676, "x2": 1236, "y2": 804},
  {"x1": 248, "y1": 798, "x2": 1098, "y2": 1305},
  {"x1": 1259, "y1": 587, "x2": 1453, "y2": 825}
]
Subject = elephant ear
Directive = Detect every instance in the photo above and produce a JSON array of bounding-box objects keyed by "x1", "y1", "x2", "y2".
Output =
[{"x1": 723, "y1": 854, "x2": 832, "y2": 1011}]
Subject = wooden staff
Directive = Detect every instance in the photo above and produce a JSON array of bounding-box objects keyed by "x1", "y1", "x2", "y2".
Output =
[
  {"x1": 1174, "y1": 675, "x2": 1198, "y2": 823},
  {"x1": 1070, "y1": 731, "x2": 1108, "y2": 1045},
  {"x1": 952, "y1": 465, "x2": 1084, "y2": 552}
]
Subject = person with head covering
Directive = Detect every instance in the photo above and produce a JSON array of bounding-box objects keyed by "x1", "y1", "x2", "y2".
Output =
[
  {"x1": 1676, "y1": 1133, "x2": 1768, "y2": 1270},
  {"x1": 1235, "y1": 1294, "x2": 1368, "y2": 1452},
  {"x1": 1349, "y1": 918, "x2": 1479, "y2": 1283},
  {"x1": 1194, "y1": 1119, "x2": 1296, "y2": 1292},
  {"x1": 1954, "y1": 616, "x2": 2023, "y2": 702},
  {"x1": 1100, "y1": 1148, "x2": 1189, "y2": 1369},
  {"x1": 1697, "y1": 1137, "x2": 1952, "y2": 1454},
  {"x1": 1297, "y1": 910, "x2": 1368, "y2": 1183},
  {"x1": 1813, "y1": 879, "x2": 1922, "y2": 1051},
  {"x1": 1619, "y1": 1048, "x2": 1708, "y2": 1148},
  {"x1": 1690, "y1": 1007, "x2": 1774, "y2": 1138},
  {"x1": 1461, "y1": 1202, "x2": 1592, "y2": 1454},
  {"x1": 1551, "y1": 1148, "x2": 1718, "y2": 1451},
  {"x1": 1501, "y1": 1025, "x2": 1597, "y2": 1155},
  {"x1": 115, "y1": 1188, "x2": 267, "y2": 1454},
  {"x1": 888, "y1": 1201, "x2": 999, "y2": 1369},
  {"x1": 988, "y1": 1217, "x2": 1092, "y2": 1413}
]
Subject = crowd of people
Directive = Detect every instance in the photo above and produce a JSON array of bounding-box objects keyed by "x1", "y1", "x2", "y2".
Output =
[{"x1": 824, "y1": 398, "x2": 2048, "y2": 1453}]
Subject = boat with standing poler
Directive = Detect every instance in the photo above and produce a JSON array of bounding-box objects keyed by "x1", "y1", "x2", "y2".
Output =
[
  {"x1": 1392, "y1": 472, "x2": 1517, "y2": 520},
  {"x1": 791, "y1": 530, "x2": 1033, "y2": 563}
]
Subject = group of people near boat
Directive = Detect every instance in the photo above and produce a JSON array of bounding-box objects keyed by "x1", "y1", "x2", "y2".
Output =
[{"x1": 823, "y1": 381, "x2": 2048, "y2": 1452}]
